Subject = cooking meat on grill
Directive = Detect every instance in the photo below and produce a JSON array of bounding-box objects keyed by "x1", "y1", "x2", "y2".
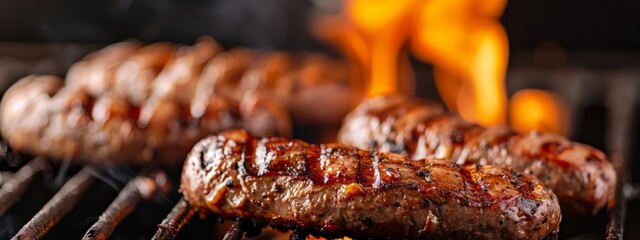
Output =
[
  {"x1": 0, "y1": 38, "x2": 295, "y2": 166},
  {"x1": 181, "y1": 129, "x2": 561, "y2": 240},
  {"x1": 0, "y1": 36, "x2": 358, "y2": 166},
  {"x1": 337, "y1": 94, "x2": 616, "y2": 216}
]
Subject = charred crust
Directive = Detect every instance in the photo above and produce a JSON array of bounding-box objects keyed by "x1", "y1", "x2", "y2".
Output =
[
  {"x1": 408, "y1": 181, "x2": 420, "y2": 189},
  {"x1": 356, "y1": 152, "x2": 363, "y2": 185},
  {"x1": 225, "y1": 179, "x2": 235, "y2": 188},
  {"x1": 417, "y1": 169, "x2": 429, "y2": 177},
  {"x1": 183, "y1": 129, "x2": 563, "y2": 240},
  {"x1": 199, "y1": 148, "x2": 207, "y2": 169},
  {"x1": 417, "y1": 168, "x2": 432, "y2": 182},
  {"x1": 421, "y1": 198, "x2": 432, "y2": 208},
  {"x1": 272, "y1": 184, "x2": 283, "y2": 193}
]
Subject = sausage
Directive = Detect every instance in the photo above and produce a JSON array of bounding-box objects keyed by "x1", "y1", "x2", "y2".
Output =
[
  {"x1": 181, "y1": 129, "x2": 561, "y2": 240},
  {"x1": 0, "y1": 37, "x2": 359, "y2": 165},
  {"x1": 337, "y1": 94, "x2": 616, "y2": 216},
  {"x1": 0, "y1": 38, "x2": 291, "y2": 166}
]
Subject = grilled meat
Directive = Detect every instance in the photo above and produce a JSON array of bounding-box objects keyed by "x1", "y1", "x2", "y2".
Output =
[
  {"x1": 0, "y1": 38, "x2": 297, "y2": 166},
  {"x1": 181, "y1": 129, "x2": 561, "y2": 240},
  {"x1": 338, "y1": 94, "x2": 616, "y2": 216}
]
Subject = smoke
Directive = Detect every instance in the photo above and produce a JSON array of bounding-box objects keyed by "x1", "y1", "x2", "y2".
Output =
[
  {"x1": 53, "y1": 157, "x2": 72, "y2": 187},
  {"x1": 82, "y1": 164, "x2": 176, "y2": 207},
  {"x1": 82, "y1": 165, "x2": 137, "y2": 191}
]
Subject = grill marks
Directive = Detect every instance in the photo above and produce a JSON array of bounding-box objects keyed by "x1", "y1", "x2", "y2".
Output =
[
  {"x1": 338, "y1": 94, "x2": 617, "y2": 216},
  {"x1": 461, "y1": 165, "x2": 489, "y2": 207},
  {"x1": 183, "y1": 129, "x2": 562, "y2": 239},
  {"x1": 0, "y1": 39, "x2": 301, "y2": 166},
  {"x1": 315, "y1": 144, "x2": 359, "y2": 184},
  {"x1": 355, "y1": 94, "x2": 608, "y2": 171},
  {"x1": 538, "y1": 142, "x2": 572, "y2": 168},
  {"x1": 415, "y1": 114, "x2": 515, "y2": 163},
  {"x1": 212, "y1": 130, "x2": 546, "y2": 208},
  {"x1": 234, "y1": 136, "x2": 362, "y2": 184}
]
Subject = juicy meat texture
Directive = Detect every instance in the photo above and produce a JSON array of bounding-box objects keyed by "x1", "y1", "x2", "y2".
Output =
[
  {"x1": 337, "y1": 94, "x2": 616, "y2": 216},
  {"x1": 181, "y1": 129, "x2": 561, "y2": 240},
  {"x1": 0, "y1": 38, "x2": 299, "y2": 166}
]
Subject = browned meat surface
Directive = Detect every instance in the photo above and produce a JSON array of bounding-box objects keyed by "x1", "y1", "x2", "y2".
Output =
[
  {"x1": 0, "y1": 38, "x2": 299, "y2": 166},
  {"x1": 181, "y1": 129, "x2": 561, "y2": 240},
  {"x1": 338, "y1": 94, "x2": 616, "y2": 216}
]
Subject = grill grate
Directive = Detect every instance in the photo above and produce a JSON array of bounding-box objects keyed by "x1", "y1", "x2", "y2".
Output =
[
  {"x1": 84, "y1": 170, "x2": 168, "y2": 240},
  {"x1": 606, "y1": 154, "x2": 628, "y2": 240},
  {"x1": 0, "y1": 157, "x2": 48, "y2": 215},
  {"x1": 603, "y1": 76, "x2": 639, "y2": 240},
  {"x1": 152, "y1": 198, "x2": 195, "y2": 240},
  {"x1": 12, "y1": 166, "x2": 94, "y2": 239}
]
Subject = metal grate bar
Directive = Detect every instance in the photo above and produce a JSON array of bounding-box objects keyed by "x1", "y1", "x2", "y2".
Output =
[
  {"x1": 11, "y1": 166, "x2": 95, "y2": 240},
  {"x1": 82, "y1": 172, "x2": 163, "y2": 240},
  {"x1": 0, "y1": 171, "x2": 15, "y2": 186},
  {"x1": 223, "y1": 220, "x2": 247, "y2": 240},
  {"x1": 0, "y1": 157, "x2": 47, "y2": 215},
  {"x1": 603, "y1": 75, "x2": 638, "y2": 240},
  {"x1": 606, "y1": 154, "x2": 628, "y2": 240},
  {"x1": 152, "y1": 197, "x2": 195, "y2": 240}
]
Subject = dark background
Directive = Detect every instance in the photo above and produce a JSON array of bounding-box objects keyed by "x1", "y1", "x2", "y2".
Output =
[{"x1": 0, "y1": 0, "x2": 638, "y2": 50}]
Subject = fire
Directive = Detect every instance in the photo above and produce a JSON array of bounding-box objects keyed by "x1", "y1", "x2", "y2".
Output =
[
  {"x1": 410, "y1": 0, "x2": 509, "y2": 126},
  {"x1": 509, "y1": 89, "x2": 570, "y2": 136},
  {"x1": 315, "y1": 0, "x2": 508, "y2": 125},
  {"x1": 347, "y1": 0, "x2": 417, "y2": 97},
  {"x1": 316, "y1": 0, "x2": 567, "y2": 135}
]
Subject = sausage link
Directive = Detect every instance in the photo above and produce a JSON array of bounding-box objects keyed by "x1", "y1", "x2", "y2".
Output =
[
  {"x1": 181, "y1": 129, "x2": 561, "y2": 240},
  {"x1": 0, "y1": 39, "x2": 291, "y2": 166},
  {"x1": 338, "y1": 94, "x2": 616, "y2": 216}
]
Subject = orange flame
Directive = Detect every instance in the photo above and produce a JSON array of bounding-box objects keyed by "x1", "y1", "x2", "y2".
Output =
[
  {"x1": 347, "y1": 0, "x2": 417, "y2": 97},
  {"x1": 315, "y1": 0, "x2": 509, "y2": 125},
  {"x1": 509, "y1": 89, "x2": 570, "y2": 136},
  {"x1": 316, "y1": 1, "x2": 570, "y2": 136},
  {"x1": 410, "y1": 0, "x2": 509, "y2": 126}
]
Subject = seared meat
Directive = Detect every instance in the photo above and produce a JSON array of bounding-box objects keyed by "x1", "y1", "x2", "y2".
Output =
[
  {"x1": 181, "y1": 129, "x2": 561, "y2": 240},
  {"x1": 338, "y1": 94, "x2": 616, "y2": 216},
  {"x1": 0, "y1": 37, "x2": 358, "y2": 166},
  {"x1": 0, "y1": 38, "x2": 293, "y2": 166}
]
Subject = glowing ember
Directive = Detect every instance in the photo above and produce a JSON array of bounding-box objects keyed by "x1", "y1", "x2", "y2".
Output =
[{"x1": 509, "y1": 89, "x2": 570, "y2": 136}]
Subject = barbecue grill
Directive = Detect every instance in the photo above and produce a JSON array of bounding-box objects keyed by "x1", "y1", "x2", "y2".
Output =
[
  {"x1": 0, "y1": 46, "x2": 637, "y2": 239},
  {"x1": 1, "y1": 0, "x2": 639, "y2": 239}
]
